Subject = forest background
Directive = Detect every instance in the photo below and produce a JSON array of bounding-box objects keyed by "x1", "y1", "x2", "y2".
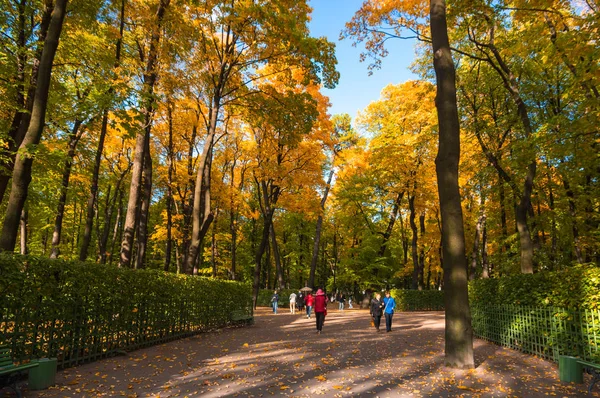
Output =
[{"x1": 0, "y1": 0, "x2": 598, "y2": 302}]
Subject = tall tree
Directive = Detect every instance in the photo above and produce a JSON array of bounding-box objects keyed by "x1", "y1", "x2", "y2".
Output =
[
  {"x1": 430, "y1": 0, "x2": 474, "y2": 367},
  {"x1": 0, "y1": 0, "x2": 69, "y2": 252},
  {"x1": 119, "y1": 0, "x2": 170, "y2": 267}
]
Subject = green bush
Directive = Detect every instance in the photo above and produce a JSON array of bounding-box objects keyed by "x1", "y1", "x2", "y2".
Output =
[
  {"x1": 390, "y1": 289, "x2": 444, "y2": 311},
  {"x1": 469, "y1": 265, "x2": 600, "y2": 309},
  {"x1": 0, "y1": 254, "x2": 252, "y2": 368}
]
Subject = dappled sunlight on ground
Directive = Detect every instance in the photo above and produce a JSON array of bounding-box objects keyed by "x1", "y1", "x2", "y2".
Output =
[{"x1": 25, "y1": 307, "x2": 599, "y2": 397}]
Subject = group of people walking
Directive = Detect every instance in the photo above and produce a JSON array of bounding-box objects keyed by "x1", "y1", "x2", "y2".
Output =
[
  {"x1": 270, "y1": 289, "x2": 396, "y2": 334},
  {"x1": 370, "y1": 291, "x2": 396, "y2": 332}
]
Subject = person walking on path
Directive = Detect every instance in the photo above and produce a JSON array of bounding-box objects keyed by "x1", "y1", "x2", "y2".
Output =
[
  {"x1": 271, "y1": 290, "x2": 279, "y2": 314},
  {"x1": 297, "y1": 292, "x2": 304, "y2": 312},
  {"x1": 348, "y1": 296, "x2": 353, "y2": 309},
  {"x1": 314, "y1": 288, "x2": 327, "y2": 334},
  {"x1": 383, "y1": 291, "x2": 396, "y2": 332},
  {"x1": 370, "y1": 293, "x2": 384, "y2": 331},
  {"x1": 289, "y1": 292, "x2": 297, "y2": 314},
  {"x1": 305, "y1": 292, "x2": 314, "y2": 319},
  {"x1": 337, "y1": 294, "x2": 345, "y2": 311}
]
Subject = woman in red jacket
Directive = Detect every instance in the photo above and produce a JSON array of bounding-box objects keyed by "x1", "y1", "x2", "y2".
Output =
[
  {"x1": 305, "y1": 292, "x2": 314, "y2": 318},
  {"x1": 314, "y1": 288, "x2": 327, "y2": 334}
]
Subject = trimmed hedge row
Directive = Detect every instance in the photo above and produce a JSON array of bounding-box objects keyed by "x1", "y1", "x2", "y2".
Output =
[
  {"x1": 390, "y1": 289, "x2": 444, "y2": 311},
  {"x1": 469, "y1": 265, "x2": 600, "y2": 309},
  {"x1": 0, "y1": 255, "x2": 252, "y2": 368}
]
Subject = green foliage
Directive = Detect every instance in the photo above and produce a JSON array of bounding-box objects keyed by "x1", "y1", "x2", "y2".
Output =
[
  {"x1": 390, "y1": 289, "x2": 444, "y2": 311},
  {"x1": 0, "y1": 254, "x2": 252, "y2": 368},
  {"x1": 469, "y1": 265, "x2": 600, "y2": 309}
]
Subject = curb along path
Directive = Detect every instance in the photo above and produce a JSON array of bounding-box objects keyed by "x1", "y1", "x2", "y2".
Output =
[{"x1": 28, "y1": 308, "x2": 599, "y2": 397}]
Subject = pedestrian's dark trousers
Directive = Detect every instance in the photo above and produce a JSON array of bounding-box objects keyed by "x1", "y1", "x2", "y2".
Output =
[
  {"x1": 316, "y1": 311, "x2": 325, "y2": 331},
  {"x1": 373, "y1": 315, "x2": 382, "y2": 329},
  {"x1": 384, "y1": 312, "x2": 393, "y2": 331}
]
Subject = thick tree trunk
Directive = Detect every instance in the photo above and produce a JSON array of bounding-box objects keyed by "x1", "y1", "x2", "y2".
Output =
[
  {"x1": 516, "y1": 162, "x2": 536, "y2": 274},
  {"x1": 50, "y1": 120, "x2": 83, "y2": 259},
  {"x1": 0, "y1": 0, "x2": 69, "y2": 252},
  {"x1": 80, "y1": 0, "x2": 126, "y2": 260},
  {"x1": 119, "y1": 0, "x2": 169, "y2": 267},
  {"x1": 270, "y1": 223, "x2": 284, "y2": 289},
  {"x1": 409, "y1": 194, "x2": 419, "y2": 290},
  {"x1": 431, "y1": 0, "x2": 474, "y2": 368}
]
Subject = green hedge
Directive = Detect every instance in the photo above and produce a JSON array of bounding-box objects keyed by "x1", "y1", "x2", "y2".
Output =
[
  {"x1": 469, "y1": 266, "x2": 600, "y2": 363},
  {"x1": 390, "y1": 289, "x2": 444, "y2": 311},
  {"x1": 0, "y1": 255, "x2": 252, "y2": 368},
  {"x1": 469, "y1": 265, "x2": 600, "y2": 309}
]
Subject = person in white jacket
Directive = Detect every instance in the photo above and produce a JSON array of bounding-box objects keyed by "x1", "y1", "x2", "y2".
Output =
[{"x1": 289, "y1": 292, "x2": 297, "y2": 314}]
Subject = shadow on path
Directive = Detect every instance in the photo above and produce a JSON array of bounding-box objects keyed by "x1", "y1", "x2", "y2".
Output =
[{"x1": 23, "y1": 308, "x2": 599, "y2": 398}]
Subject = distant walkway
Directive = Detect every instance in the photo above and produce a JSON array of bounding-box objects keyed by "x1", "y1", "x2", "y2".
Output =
[{"x1": 27, "y1": 308, "x2": 598, "y2": 397}]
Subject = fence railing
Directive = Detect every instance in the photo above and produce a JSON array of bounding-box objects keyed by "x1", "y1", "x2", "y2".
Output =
[{"x1": 471, "y1": 305, "x2": 600, "y2": 363}]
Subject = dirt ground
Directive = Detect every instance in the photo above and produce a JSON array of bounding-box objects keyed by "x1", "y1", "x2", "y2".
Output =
[{"x1": 14, "y1": 306, "x2": 600, "y2": 397}]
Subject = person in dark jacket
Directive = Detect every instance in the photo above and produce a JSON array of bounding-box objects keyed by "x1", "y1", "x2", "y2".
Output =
[
  {"x1": 297, "y1": 292, "x2": 304, "y2": 312},
  {"x1": 370, "y1": 293, "x2": 384, "y2": 331},
  {"x1": 314, "y1": 288, "x2": 327, "y2": 334},
  {"x1": 271, "y1": 290, "x2": 279, "y2": 314}
]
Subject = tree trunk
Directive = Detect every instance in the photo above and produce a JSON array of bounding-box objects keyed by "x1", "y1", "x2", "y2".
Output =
[
  {"x1": 409, "y1": 194, "x2": 419, "y2": 290},
  {"x1": 19, "y1": 209, "x2": 28, "y2": 255},
  {"x1": 418, "y1": 211, "x2": 426, "y2": 289},
  {"x1": 50, "y1": 119, "x2": 83, "y2": 259},
  {"x1": 119, "y1": 0, "x2": 169, "y2": 267},
  {"x1": 378, "y1": 191, "x2": 404, "y2": 257},
  {"x1": 0, "y1": 0, "x2": 69, "y2": 253},
  {"x1": 80, "y1": 0, "x2": 126, "y2": 260},
  {"x1": 481, "y1": 214, "x2": 489, "y2": 278},
  {"x1": 270, "y1": 223, "x2": 284, "y2": 289},
  {"x1": 164, "y1": 105, "x2": 174, "y2": 272},
  {"x1": 109, "y1": 190, "x2": 123, "y2": 265},
  {"x1": 430, "y1": 0, "x2": 474, "y2": 368},
  {"x1": 211, "y1": 208, "x2": 219, "y2": 277},
  {"x1": 309, "y1": 168, "x2": 334, "y2": 287},
  {"x1": 185, "y1": 108, "x2": 218, "y2": 273},
  {"x1": 469, "y1": 212, "x2": 483, "y2": 280},
  {"x1": 253, "y1": 212, "x2": 272, "y2": 307},
  {"x1": 135, "y1": 136, "x2": 152, "y2": 269},
  {"x1": 563, "y1": 177, "x2": 583, "y2": 264},
  {"x1": 0, "y1": 2, "x2": 53, "y2": 204}
]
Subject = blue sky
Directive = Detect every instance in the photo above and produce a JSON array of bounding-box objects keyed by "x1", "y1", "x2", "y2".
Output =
[{"x1": 308, "y1": 0, "x2": 418, "y2": 120}]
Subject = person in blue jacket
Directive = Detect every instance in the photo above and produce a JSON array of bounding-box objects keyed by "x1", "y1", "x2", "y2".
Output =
[{"x1": 382, "y1": 291, "x2": 396, "y2": 332}]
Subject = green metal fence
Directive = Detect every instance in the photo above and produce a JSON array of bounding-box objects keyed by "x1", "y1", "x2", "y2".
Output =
[{"x1": 471, "y1": 305, "x2": 600, "y2": 363}]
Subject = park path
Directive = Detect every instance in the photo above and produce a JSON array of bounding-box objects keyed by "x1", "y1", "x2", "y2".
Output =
[{"x1": 24, "y1": 307, "x2": 599, "y2": 398}]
